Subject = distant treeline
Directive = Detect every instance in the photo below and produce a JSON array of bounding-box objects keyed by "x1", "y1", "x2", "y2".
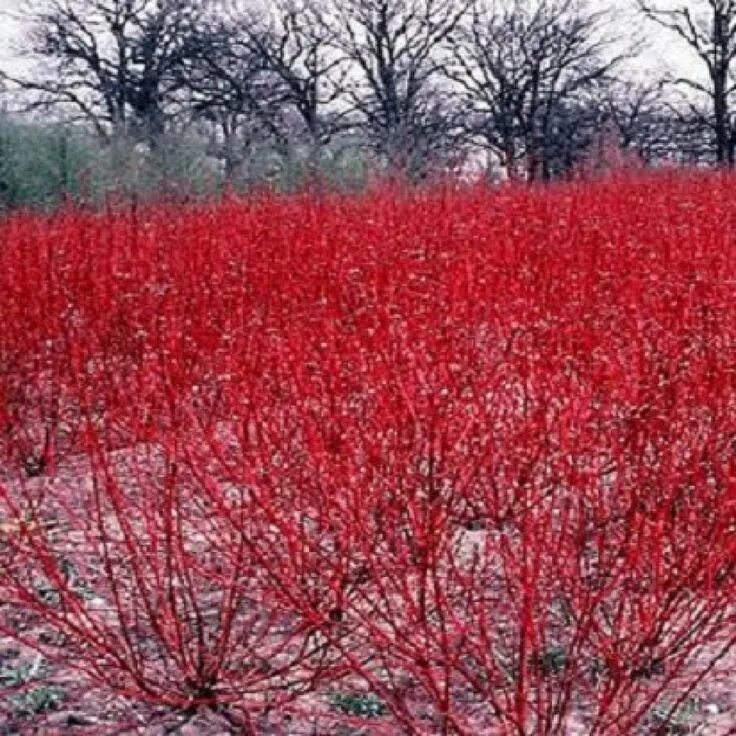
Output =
[
  {"x1": 0, "y1": 0, "x2": 729, "y2": 208},
  {"x1": 0, "y1": 118, "x2": 382, "y2": 209}
]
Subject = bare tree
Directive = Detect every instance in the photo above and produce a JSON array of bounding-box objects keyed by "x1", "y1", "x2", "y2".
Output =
[
  {"x1": 332, "y1": 0, "x2": 472, "y2": 175},
  {"x1": 600, "y1": 80, "x2": 696, "y2": 164},
  {"x1": 603, "y1": 81, "x2": 665, "y2": 157},
  {"x1": 239, "y1": 0, "x2": 349, "y2": 147},
  {"x1": 0, "y1": 0, "x2": 213, "y2": 142},
  {"x1": 541, "y1": 95, "x2": 605, "y2": 177},
  {"x1": 638, "y1": 0, "x2": 736, "y2": 166},
  {"x1": 180, "y1": 17, "x2": 289, "y2": 179},
  {"x1": 448, "y1": 0, "x2": 631, "y2": 180},
  {"x1": 181, "y1": 0, "x2": 351, "y2": 181}
]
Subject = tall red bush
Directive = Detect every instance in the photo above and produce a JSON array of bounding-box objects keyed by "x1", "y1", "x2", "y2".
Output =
[{"x1": 0, "y1": 172, "x2": 734, "y2": 733}]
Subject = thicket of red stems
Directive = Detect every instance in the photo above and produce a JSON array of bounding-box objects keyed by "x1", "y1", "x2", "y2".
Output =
[{"x1": 0, "y1": 171, "x2": 734, "y2": 734}]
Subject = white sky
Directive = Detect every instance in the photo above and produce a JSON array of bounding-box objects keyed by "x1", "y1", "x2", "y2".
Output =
[
  {"x1": 0, "y1": 0, "x2": 709, "y2": 84},
  {"x1": 0, "y1": 0, "x2": 22, "y2": 66}
]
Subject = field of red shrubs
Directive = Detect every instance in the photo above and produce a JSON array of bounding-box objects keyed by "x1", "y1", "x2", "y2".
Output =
[{"x1": 0, "y1": 172, "x2": 734, "y2": 734}]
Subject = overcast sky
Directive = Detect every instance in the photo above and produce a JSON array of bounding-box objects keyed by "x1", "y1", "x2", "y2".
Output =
[
  {"x1": 0, "y1": 0, "x2": 708, "y2": 83},
  {"x1": 0, "y1": 0, "x2": 21, "y2": 66}
]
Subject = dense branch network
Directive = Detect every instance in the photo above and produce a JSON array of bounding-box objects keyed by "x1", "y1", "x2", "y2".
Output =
[{"x1": 0, "y1": 0, "x2": 729, "y2": 180}]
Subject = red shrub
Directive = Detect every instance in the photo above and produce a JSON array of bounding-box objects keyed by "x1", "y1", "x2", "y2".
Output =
[{"x1": 0, "y1": 172, "x2": 734, "y2": 733}]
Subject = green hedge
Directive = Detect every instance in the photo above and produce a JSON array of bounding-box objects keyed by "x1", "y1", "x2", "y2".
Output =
[{"x1": 0, "y1": 117, "x2": 374, "y2": 210}]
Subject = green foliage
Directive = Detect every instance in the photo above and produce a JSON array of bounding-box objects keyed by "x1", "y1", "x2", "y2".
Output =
[
  {"x1": 0, "y1": 119, "x2": 93, "y2": 209},
  {"x1": 0, "y1": 116, "x2": 374, "y2": 211},
  {"x1": 0, "y1": 659, "x2": 66, "y2": 719},
  {"x1": 0, "y1": 661, "x2": 35, "y2": 689},
  {"x1": 530, "y1": 645, "x2": 569, "y2": 677},
  {"x1": 329, "y1": 691, "x2": 388, "y2": 719},
  {"x1": 646, "y1": 698, "x2": 702, "y2": 735},
  {"x1": 11, "y1": 685, "x2": 66, "y2": 718}
]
